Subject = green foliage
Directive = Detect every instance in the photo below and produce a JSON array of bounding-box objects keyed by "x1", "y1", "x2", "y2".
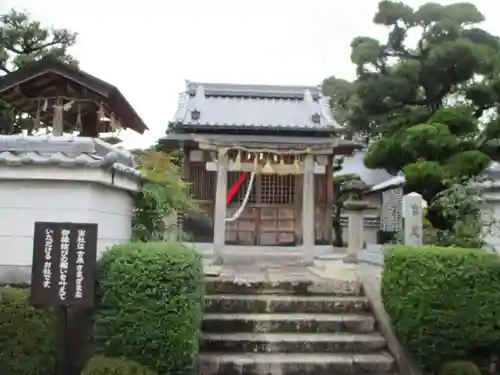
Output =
[
  {"x1": 424, "y1": 179, "x2": 496, "y2": 248},
  {"x1": 382, "y1": 245, "x2": 500, "y2": 372},
  {"x1": 94, "y1": 241, "x2": 204, "y2": 375},
  {"x1": 323, "y1": 1, "x2": 500, "y2": 233},
  {"x1": 440, "y1": 361, "x2": 482, "y2": 375},
  {"x1": 82, "y1": 356, "x2": 157, "y2": 375},
  {"x1": 332, "y1": 172, "x2": 363, "y2": 246},
  {"x1": 0, "y1": 9, "x2": 77, "y2": 134},
  {"x1": 0, "y1": 9, "x2": 77, "y2": 72},
  {"x1": 133, "y1": 150, "x2": 198, "y2": 242},
  {"x1": 0, "y1": 287, "x2": 55, "y2": 375}
]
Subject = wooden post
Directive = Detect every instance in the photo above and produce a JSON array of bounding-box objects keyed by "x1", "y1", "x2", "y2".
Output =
[
  {"x1": 302, "y1": 154, "x2": 315, "y2": 264},
  {"x1": 213, "y1": 150, "x2": 228, "y2": 264},
  {"x1": 324, "y1": 155, "x2": 334, "y2": 244}
]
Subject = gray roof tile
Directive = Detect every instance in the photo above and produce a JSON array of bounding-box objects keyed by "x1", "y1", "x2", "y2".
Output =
[
  {"x1": 337, "y1": 150, "x2": 396, "y2": 187},
  {"x1": 172, "y1": 81, "x2": 341, "y2": 131},
  {"x1": 0, "y1": 135, "x2": 141, "y2": 180}
]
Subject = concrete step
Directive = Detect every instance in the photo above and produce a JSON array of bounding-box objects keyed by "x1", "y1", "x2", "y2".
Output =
[
  {"x1": 205, "y1": 279, "x2": 361, "y2": 296},
  {"x1": 201, "y1": 332, "x2": 387, "y2": 353},
  {"x1": 204, "y1": 294, "x2": 370, "y2": 314},
  {"x1": 202, "y1": 313, "x2": 375, "y2": 333},
  {"x1": 199, "y1": 352, "x2": 396, "y2": 375}
]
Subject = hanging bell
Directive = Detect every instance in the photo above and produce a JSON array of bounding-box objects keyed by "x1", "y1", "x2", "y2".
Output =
[
  {"x1": 262, "y1": 157, "x2": 274, "y2": 174},
  {"x1": 232, "y1": 150, "x2": 242, "y2": 171},
  {"x1": 277, "y1": 156, "x2": 286, "y2": 175},
  {"x1": 293, "y1": 156, "x2": 301, "y2": 174}
]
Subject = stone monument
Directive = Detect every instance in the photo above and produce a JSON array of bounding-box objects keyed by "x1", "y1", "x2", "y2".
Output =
[{"x1": 402, "y1": 192, "x2": 424, "y2": 246}]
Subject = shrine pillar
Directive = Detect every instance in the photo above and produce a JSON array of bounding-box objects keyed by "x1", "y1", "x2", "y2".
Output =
[
  {"x1": 213, "y1": 149, "x2": 229, "y2": 264},
  {"x1": 302, "y1": 153, "x2": 315, "y2": 264}
]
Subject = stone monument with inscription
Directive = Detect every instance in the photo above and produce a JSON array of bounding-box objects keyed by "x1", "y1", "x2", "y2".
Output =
[{"x1": 402, "y1": 192, "x2": 424, "y2": 246}]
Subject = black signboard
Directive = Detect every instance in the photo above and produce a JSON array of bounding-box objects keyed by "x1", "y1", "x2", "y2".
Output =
[{"x1": 31, "y1": 222, "x2": 98, "y2": 308}]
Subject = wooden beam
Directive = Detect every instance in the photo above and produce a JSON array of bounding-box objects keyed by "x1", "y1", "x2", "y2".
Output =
[{"x1": 205, "y1": 161, "x2": 326, "y2": 174}]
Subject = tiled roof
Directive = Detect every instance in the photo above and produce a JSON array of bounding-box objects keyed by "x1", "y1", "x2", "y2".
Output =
[
  {"x1": 172, "y1": 81, "x2": 341, "y2": 131},
  {"x1": 0, "y1": 135, "x2": 141, "y2": 180},
  {"x1": 338, "y1": 150, "x2": 396, "y2": 188}
]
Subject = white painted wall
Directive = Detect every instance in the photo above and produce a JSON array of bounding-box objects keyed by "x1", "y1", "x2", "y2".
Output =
[
  {"x1": 0, "y1": 167, "x2": 138, "y2": 284},
  {"x1": 0, "y1": 180, "x2": 134, "y2": 265}
]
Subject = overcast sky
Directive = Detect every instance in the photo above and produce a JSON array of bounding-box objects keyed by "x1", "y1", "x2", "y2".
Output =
[{"x1": 3, "y1": 0, "x2": 499, "y2": 149}]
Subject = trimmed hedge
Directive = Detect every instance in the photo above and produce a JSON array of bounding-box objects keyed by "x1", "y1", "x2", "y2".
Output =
[
  {"x1": 0, "y1": 287, "x2": 55, "y2": 375},
  {"x1": 94, "y1": 241, "x2": 204, "y2": 375},
  {"x1": 440, "y1": 361, "x2": 482, "y2": 375},
  {"x1": 382, "y1": 245, "x2": 500, "y2": 372},
  {"x1": 83, "y1": 355, "x2": 157, "y2": 375}
]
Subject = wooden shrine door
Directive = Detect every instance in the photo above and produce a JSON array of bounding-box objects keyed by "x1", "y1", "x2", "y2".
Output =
[{"x1": 225, "y1": 173, "x2": 297, "y2": 245}]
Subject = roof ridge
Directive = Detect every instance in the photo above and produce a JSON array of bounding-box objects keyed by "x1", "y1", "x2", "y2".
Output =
[{"x1": 185, "y1": 81, "x2": 321, "y2": 98}]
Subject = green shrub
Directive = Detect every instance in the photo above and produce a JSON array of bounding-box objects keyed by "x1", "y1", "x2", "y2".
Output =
[
  {"x1": 83, "y1": 355, "x2": 157, "y2": 375},
  {"x1": 94, "y1": 241, "x2": 204, "y2": 375},
  {"x1": 382, "y1": 245, "x2": 500, "y2": 372},
  {"x1": 0, "y1": 287, "x2": 55, "y2": 375},
  {"x1": 440, "y1": 360, "x2": 482, "y2": 375}
]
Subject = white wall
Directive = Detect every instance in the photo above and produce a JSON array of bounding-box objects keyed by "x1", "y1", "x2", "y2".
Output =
[{"x1": 0, "y1": 179, "x2": 134, "y2": 283}]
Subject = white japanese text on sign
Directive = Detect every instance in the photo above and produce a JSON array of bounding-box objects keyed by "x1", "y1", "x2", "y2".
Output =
[
  {"x1": 58, "y1": 229, "x2": 70, "y2": 301},
  {"x1": 42, "y1": 229, "x2": 53, "y2": 289},
  {"x1": 75, "y1": 229, "x2": 86, "y2": 299}
]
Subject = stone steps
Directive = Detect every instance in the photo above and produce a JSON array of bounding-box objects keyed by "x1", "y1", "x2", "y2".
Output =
[
  {"x1": 204, "y1": 294, "x2": 370, "y2": 314},
  {"x1": 202, "y1": 312, "x2": 375, "y2": 333},
  {"x1": 199, "y1": 352, "x2": 396, "y2": 375},
  {"x1": 205, "y1": 278, "x2": 359, "y2": 296},
  {"x1": 200, "y1": 278, "x2": 396, "y2": 375},
  {"x1": 201, "y1": 332, "x2": 387, "y2": 353}
]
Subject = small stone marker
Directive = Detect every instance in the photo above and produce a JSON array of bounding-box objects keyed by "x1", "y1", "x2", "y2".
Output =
[{"x1": 402, "y1": 192, "x2": 423, "y2": 245}]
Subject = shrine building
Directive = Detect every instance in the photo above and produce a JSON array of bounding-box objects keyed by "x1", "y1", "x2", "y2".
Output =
[{"x1": 161, "y1": 81, "x2": 361, "y2": 264}]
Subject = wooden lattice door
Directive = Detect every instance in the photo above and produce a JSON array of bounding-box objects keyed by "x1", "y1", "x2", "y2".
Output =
[
  {"x1": 252, "y1": 174, "x2": 295, "y2": 245},
  {"x1": 225, "y1": 173, "x2": 297, "y2": 245}
]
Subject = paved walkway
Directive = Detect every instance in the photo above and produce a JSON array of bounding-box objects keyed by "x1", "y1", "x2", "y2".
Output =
[{"x1": 204, "y1": 256, "x2": 361, "y2": 295}]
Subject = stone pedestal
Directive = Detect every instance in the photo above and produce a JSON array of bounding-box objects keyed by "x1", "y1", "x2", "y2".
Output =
[{"x1": 343, "y1": 200, "x2": 369, "y2": 264}]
